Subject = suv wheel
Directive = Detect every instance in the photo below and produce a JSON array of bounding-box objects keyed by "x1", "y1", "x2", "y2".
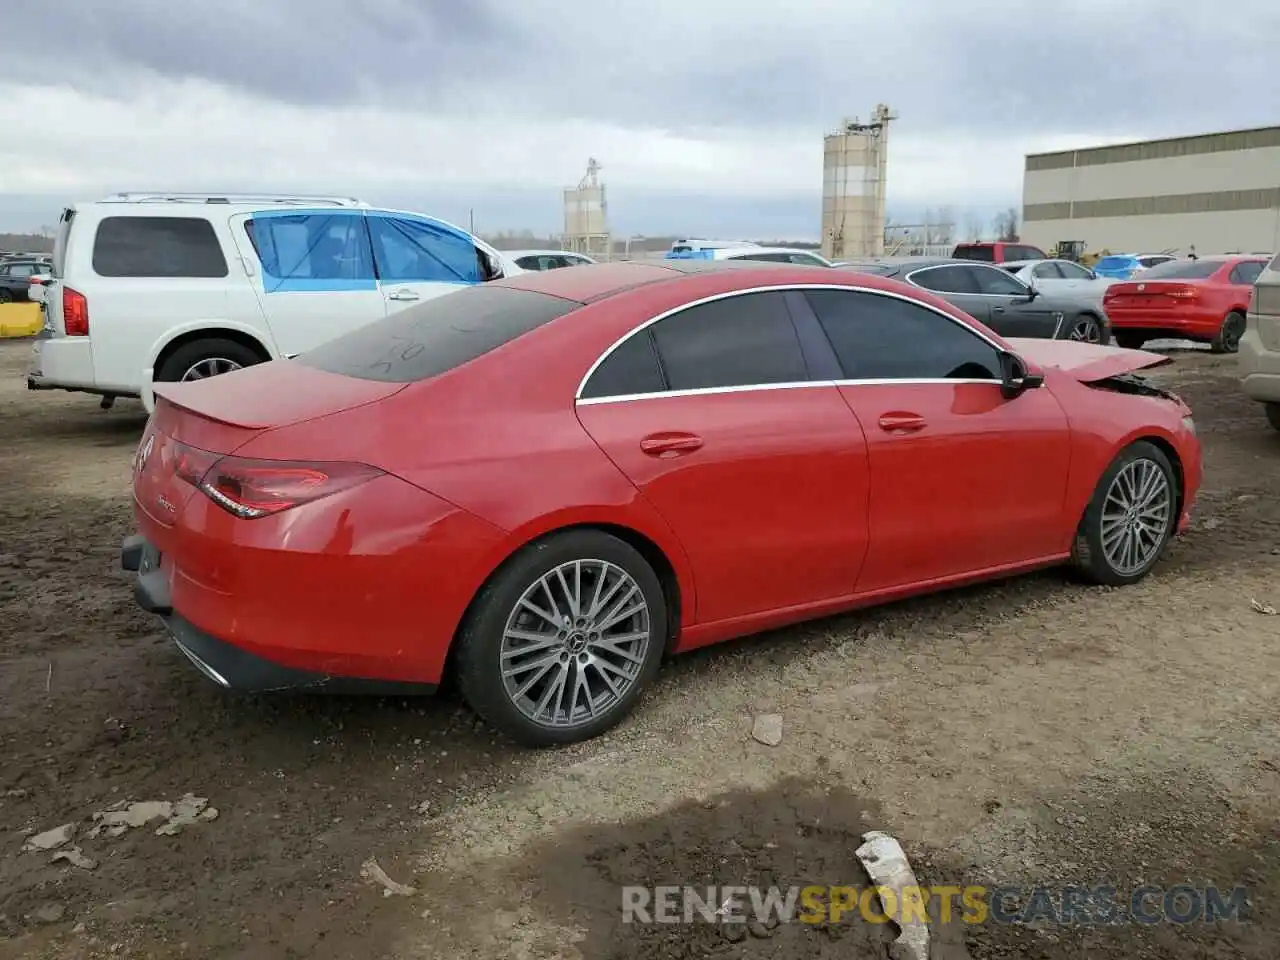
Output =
[{"x1": 156, "y1": 338, "x2": 263, "y2": 383}]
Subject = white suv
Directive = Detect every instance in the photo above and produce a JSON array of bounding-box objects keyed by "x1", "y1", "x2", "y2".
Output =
[{"x1": 27, "y1": 193, "x2": 522, "y2": 411}]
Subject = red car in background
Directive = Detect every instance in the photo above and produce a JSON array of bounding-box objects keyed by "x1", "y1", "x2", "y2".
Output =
[
  {"x1": 1103, "y1": 256, "x2": 1267, "y2": 353},
  {"x1": 121, "y1": 260, "x2": 1201, "y2": 747}
]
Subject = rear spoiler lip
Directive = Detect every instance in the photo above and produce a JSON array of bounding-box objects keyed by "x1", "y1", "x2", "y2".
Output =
[{"x1": 150, "y1": 381, "x2": 273, "y2": 429}]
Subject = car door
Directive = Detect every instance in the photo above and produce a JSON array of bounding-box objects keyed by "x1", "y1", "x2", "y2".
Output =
[
  {"x1": 231, "y1": 209, "x2": 386, "y2": 357},
  {"x1": 574, "y1": 290, "x2": 871, "y2": 625},
  {"x1": 904, "y1": 264, "x2": 992, "y2": 324},
  {"x1": 1051, "y1": 259, "x2": 1100, "y2": 294},
  {"x1": 969, "y1": 264, "x2": 1064, "y2": 338},
  {"x1": 801, "y1": 287, "x2": 1071, "y2": 591},
  {"x1": 365, "y1": 213, "x2": 486, "y2": 313}
]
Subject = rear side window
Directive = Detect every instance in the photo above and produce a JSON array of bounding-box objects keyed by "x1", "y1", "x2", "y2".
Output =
[
  {"x1": 1141, "y1": 259, "x2": 1223, "y2": 280},
  {"x1": 805, "y1": 289, "x2": 1001, "y2": 381},
  {"x1": 1229, "y1": 261, "x2": 1264, "y2": 286},
  {"x1": 952, "y1": 245, "x2": 994, "y2": 262},
  {"x1": 296, "y1": 285, "x2": 577, "y2": 382},
  {"x1": 244, "y1": 212, "x2": 374, "y2": 290},
  {"x1": 580, "y1": 331, "x2": 667, "y2": 398},
  {"x1": 650, "y1": 291, "x2": 809, "y2": 391},
  {"x1": 909, "y1": 265, "x2": 979, "y2": 294},
  {"x1": 92, "y1": 216, "x2": 228, "y2": 278},
  {"x1": 367, "y1": 215, "x2": 480, "y2": 284}
]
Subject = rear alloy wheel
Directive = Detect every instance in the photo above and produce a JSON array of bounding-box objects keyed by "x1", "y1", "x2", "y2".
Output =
[
  {"x1": 1072, "y1": 441, "x2": 1178, "y2": 586},
  {"x1": 1068, "y1": 314, "x2": 1103, "y2": 343},
  {"x1": 1266, "y1": 402, "x2": 1280, "y2": 432},
  {"x1": 155, "y1": 338, "x2": 263, "y2": 383},
  {"x1": 454, "y1": 530, "x2": 667, "y2": 746},
  {"x1": 0, "y1": 289, "x2": 11, "y2": 304},
  {"x1": 1210, "y1": 311, "x2": 1246, "y2": 354},
  {"x1": 1113, "y1": 331, "x2": 1147, "y2": 350}
]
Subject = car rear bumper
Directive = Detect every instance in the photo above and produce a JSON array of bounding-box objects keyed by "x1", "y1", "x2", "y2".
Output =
[
  {"x1": 26, "y1": 336, "x2": 99, "y2": 391},
  {"x1": 1105, "y1": 307, "x2": 1219, "y2": 338},
  {"x1": 121, "y1": 533, "x2": 438, "y2": 695},
  {"x1": 1239, "y1": 321, "x2": 1280, "y2": 403}
]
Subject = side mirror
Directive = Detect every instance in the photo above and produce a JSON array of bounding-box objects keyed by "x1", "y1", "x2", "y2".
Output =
[
  {"x1": 477, "y1": 248, "x2": 503, "y2": 281},
  {"x1": 999, "y1": 351, "x2": 1045, "y2": 400}
]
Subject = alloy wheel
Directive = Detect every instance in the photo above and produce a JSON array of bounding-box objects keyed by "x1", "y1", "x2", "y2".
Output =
[
  {"x1": 181, "y1": 357, "x2": 243, "y2": 381},
  {"x1": 499, "y1": 559, "x2": 652, "y2": 729},
  {"x1": 1069, "y1": 317, "x2": 1102, "y2": 343},
  {"x1": 1100, "y1": 458, "x2": 1172, "y2": 576}
]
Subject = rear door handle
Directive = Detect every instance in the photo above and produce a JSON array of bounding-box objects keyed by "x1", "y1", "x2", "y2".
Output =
[
  {"x1": 640, "y1": 433, "x2": 703, "y2": 456},
  {"x1": 877, "y1": 413, "x2": 926, "y2": 433},
  {"x1": 387, "y1": 289, "x2": 419, "y2": 302},
  {"x1": 992, "y1": 306, "x2": 1006, "y2": 313}
]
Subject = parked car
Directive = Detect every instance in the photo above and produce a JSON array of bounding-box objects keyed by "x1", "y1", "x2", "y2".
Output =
[
  {"x1": 0, "y1": 259, "x2": 52, "y2": 303},
  {"x1": 951, "y1": 241, "x2": 1047, "y2": 264},
  {"x1": 842, "y1": 257, "x2": 1110, "y2": 343},
  {"x1": 1093, "y1": 253, "x2": 1177, "y2": 280},
  {"x1": 507, "y1": 250, "x2": 596, "y2": 271},
  {"x1": 666, "y1": 245, "x2": 834, "y2": 267},
  {"x1": 1102, "y1": 256, "x2": 1266, "y2": 353},
  {"x1": 27, "y1": 192, "x2": 523, "y2": 411},
  {"x1": 669, "y1": 239, "x2": 760, "y2": 254},
  {"x1": 121, "y1": 258, "x2": 1200, "y2": 747},
  {"x1": 1240, "y1": 252, "x2": 1280, "y2": 430},
  {"x1": 1001, "y1": 258, "x2": 1114, "y2": 295}
]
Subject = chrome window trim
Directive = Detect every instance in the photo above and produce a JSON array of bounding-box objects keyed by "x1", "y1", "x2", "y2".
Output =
[
  {"x1": 576, "y1": 377, "x2": 1004, "y2": 407},
  {"x1": 574, "y1": 282, "x2": 1006, "y2": 403},
  {"x1": 905, "y1": 262, "x2": 1035, "y2": 298}
]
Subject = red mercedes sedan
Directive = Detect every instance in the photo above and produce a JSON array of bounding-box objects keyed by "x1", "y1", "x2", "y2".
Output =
[
  {"x1": 1103, "y1": 255, "x2": 1267, "y2": 353},
  {"x1": 122, "y1": 259, "x2": 1201, "y2": 746}
]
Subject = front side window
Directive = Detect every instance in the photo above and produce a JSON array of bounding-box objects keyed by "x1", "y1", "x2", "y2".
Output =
[
  {"x1": 93, "y1": 216, "x2": 229, "y2": 278},
  {"x1": 971, "y1": 264, "x2": 1031, "y2": 295},
  {"x1": 909, "y1": 265, "x2": 979, "y2": 294},
  {"x1": 805, "y1": 289, "x2": 1001, "y2": 381},
  {"x1": 367, "y1": 216, "x2": 481, "y2": 284},
  {"x1": 244, "y1": 212, "x2": 375, "y2": 290}
]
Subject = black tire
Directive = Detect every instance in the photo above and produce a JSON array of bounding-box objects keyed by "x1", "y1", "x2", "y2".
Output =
[
  {"x1": 1113, "y1": 331, "x2": 1146, "y2": 350},
  {"x1": 454, "y1": 529, "x2": 667, "y2": 747},
  {"x1": 1210, "y1": 311, "x2": 1246, "y2": 354},
  {"x1": 155, "y1": 338, "x2": 263, "y2": 383},
  {"x1": 1265, "y1": 403, "x2": 1280, "y2": 432},
  {"x1": 1068, "y1": 313, "x2": 1104, "y2": 343},
  {"x1": 0, "y1": 289, "x2": 12, "y2": 304},
  {"x1": 1071, "y1": 441, "x2": 1178, "y2": 586}
]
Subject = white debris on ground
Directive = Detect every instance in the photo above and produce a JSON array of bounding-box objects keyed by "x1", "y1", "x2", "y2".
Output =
[
  {"x1": 750, "y1": 713, "x2": 783, "y2": 746},
  {"x1": 88, "y1": 793, "x2": 217, "y2": 839},
  {"x1": 23, "y1": 823, "x2": 76, "y2": 852},
  {"x1": 361, "y1": 857, "x2": 418, "y2": 898},
  {"x1": 855, "y1": 830, "x2": 929, "y2": 960},
  {"x1": 1249, "y1": 598, "x2": 1277, "y2": 616},
  {"x1": 51, "y1": 846, "x2": 97, "y2": 870}
]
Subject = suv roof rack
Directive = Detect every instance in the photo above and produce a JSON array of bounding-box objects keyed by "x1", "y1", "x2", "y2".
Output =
[{"x1": 98, "y1": 192, "x2": 365, "y2": 207}]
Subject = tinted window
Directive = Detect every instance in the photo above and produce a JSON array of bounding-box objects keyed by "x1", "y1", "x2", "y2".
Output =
[
  {"x1": 972, "y1": 265, "x2": 1031, "y2": 295},
  {"x1": 244, "y1": 212, "x2": 374, "y2": 289},
  {"x1": 1138, "y1": 256, "x2": 1172, "y2": 268},
  {"x1": 1230, "y1": 261, "x2": 1264, "y2": 285},
  {"x1": 1032, "y1": 262, "x2": 1063, "y2": 279},
  {"x1": 951, "y1": 245, "x2": 995, "y2": 262},
  {"x1": 1141, "y1": 259, "x2": 1223, "y2": 280},
  {"x1": 805, "y1": 289, "x2": 1001, "y2": 381},
  {"x1": 296, "y1": 285, "x2": 577, "y2": 382},
  {"x1": 581, "y1": 330, "x2": 667, "y2": 399},
  {"x1": 1010, "y1": 246, "x2": 1043, "y2": 261},
  {"x1": 649, "y1": 292, "x2": 809, "y2": 390},
  {"x1": 1057, "y1": 261, "x2": 1093, "y2": 279},
  {"x1": 909, "y1": 265, "x2": 979, "y2": 294},
  {"x1": 92, "y1": 216, "x2": 228, "y2": 278},
  {"x1": 843, "y1": 263, "x2": 900, "y2": 277},
  {"x1": 368, "y1": 216, "x2": 480, "y2": 284}
]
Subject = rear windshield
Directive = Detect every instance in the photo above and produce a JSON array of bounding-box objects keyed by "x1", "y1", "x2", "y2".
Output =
[
  {"x1": 1096, "y1": 256, "x2": 1137, "y2": 270},
  {"x1": 295, "y1": 285, "x2": 578, "y2": 382},
  {"x1": 951, "y1": 245, "x2": 994, "y2": 262},
  {"x1": 1140, "y1": 259, "x2": 1223, "y2": 280}
]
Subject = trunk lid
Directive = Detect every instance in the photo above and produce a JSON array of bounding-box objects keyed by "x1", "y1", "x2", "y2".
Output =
[
  {"x1": 1103, "y1": 279, "x2": 1204, "y2": 309},
  {"x1": 136, "y1": 361, "x2": 406, "y2": 526},
  {"x1": 1003, "y1": 337, "x2": 1171, "y2": 383}
]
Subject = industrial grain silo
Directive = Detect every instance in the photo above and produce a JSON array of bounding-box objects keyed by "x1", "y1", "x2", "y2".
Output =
[
  {"x1": 821, "y1": 105, "x2": 894, "y2": 260},
  {"x1": 562, "y1": 158, "x2": 611, "y2": 260}
]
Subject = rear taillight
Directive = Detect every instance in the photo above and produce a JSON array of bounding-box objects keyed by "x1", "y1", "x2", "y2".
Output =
[
  {"x1": 1166, "y1": 285, "x2": 1199, "y2": 300},
  {"x1": 63, "y1": 287, "x2": 89, "y2": 336},
  {"x1": 29, "y1": 276, "x2": 47, "y2": 286},
  {"x1": 169, "y1": 441, "x2": 383, "y2": 519}
]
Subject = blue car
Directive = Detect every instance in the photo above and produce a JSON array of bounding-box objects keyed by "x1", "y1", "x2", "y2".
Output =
[{"x1": 1093, "y1": 253, "x2": 1177, "y2": 280}]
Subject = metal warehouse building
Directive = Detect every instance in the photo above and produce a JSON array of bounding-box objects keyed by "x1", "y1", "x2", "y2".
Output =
[{"x1": 1021, "y1": 125, "x2": 1280, "y2": 256}]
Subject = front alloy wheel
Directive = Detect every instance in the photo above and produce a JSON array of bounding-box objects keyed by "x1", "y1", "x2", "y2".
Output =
[{"x1": 1069, "y1": 315, "x2": 1103, "y2": 343}]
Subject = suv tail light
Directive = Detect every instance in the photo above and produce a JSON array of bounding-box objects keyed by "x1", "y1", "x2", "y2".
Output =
[
  {"x1": 63, "y1": 287, "x2": 89, "y2": 336},
  {"x1": 169, "y1": 441, "x2": 383, "y2": 519}
]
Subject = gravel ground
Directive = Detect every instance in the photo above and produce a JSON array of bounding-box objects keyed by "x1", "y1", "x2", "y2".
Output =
[{"x1": 1, "y1": 340, "x2": 1278, "y2": 960}]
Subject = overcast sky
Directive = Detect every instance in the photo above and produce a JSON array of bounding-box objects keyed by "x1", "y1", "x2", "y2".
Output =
[{"x1": 1, "y1": 1, "x2": 1277, "y2": 238}]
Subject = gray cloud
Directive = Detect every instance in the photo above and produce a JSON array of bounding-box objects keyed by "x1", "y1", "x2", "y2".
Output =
[{"x1": 7, "y1": 1, "x2": 1280, "y2": 138}]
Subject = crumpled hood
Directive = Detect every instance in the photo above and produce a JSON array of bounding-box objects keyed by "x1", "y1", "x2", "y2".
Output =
[{"x1": 1003, "y1": 337, "x2": 1171, "y2": 383}]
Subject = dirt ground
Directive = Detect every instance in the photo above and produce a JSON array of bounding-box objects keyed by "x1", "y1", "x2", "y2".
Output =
[{"x1": 1, "y1": 338, "x2": 1278, "y2": 960}]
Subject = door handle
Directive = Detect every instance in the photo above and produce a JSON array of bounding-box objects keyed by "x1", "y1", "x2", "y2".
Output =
[
  {"x1": 640, "y1": 433, "x2": 703, "y2": 456},
  {"x1": 992, "y1": 306, "x2": 1006, "y2": 313},
  {"x1": 877, "y1": 413, "x2": 926, "y2": 433},
  {"x1": 387, "y1": 290, "x2": 419, "y2": 302}
]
